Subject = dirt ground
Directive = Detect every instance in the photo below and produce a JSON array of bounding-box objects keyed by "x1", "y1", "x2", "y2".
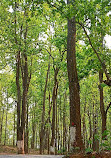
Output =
[
  {"x1": 0, "y1": 145, "x2": 16, "y2": 155},
  {"x1": 69, "y1": 151, "x2": 111, "y2": 158},
  {"x1": 0, "y1": 145, "x2": 42, "y2": 155},
  {"x1": 0, "y1": 146, "x2": 111, "y2": 158}
]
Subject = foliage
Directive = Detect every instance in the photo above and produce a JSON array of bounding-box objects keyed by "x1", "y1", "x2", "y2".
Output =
[{"x1": 0, "y1": 0, "x2": 111, "y2": 154}]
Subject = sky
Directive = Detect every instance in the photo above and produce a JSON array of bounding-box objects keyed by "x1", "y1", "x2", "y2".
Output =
[{"x1": 104, "y1": 35, "x2": 111, "y2": 49}]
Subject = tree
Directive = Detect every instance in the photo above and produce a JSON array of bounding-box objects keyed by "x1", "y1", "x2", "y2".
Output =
[
  {"x1": 0, "y1": 0, "x2": 111, "y2": 155},
  {"x1": 67, "y1": 0, "x2": 84, "y2": 151}
]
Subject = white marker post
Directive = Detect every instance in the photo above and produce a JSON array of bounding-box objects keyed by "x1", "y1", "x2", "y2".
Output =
[
  {"x1": 50, "y1": 145, "x2": 55, "y2": 155},
  {"x1": 70, "y1": 123, "x2": 76, "y2": 151}
]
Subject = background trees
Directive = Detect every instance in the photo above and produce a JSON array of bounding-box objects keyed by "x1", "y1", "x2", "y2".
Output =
[{"x1": 0, "y1": 0, "x2": 111, "y2": 155}]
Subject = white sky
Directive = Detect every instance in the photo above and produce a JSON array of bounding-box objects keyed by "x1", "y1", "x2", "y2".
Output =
[{"x1": 104, "y1": 35, "x2": 111, "y2": 49}]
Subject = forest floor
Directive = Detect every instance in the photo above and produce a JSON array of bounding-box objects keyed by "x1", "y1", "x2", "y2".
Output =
[
  {"x1": 0, "y1": 145, "x2": 46, "y2": 155},
  {"x1": 66, "y1": 151, "x2": 111, "y2": 158},
  {"x1": 0, "y1": 146, "x2": 111, "y2": 158}
]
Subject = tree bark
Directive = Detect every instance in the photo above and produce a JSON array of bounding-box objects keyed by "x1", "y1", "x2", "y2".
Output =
[
  {"x1": 55, "y1": 97, "x2": 58, "y2": 155},
  {"x1": 4, "y1": 91, "x2": 8, "y2": 146},
  {"x1": 57, "y1": 94, "x2": 60, "y2": 152},
  {"x1": 67, "y1": 0, "x2": 84, "y2": 151},
  {"x1": 40, "y1": 63, "x2": 50, "y2": 154},
  {"x1": 50, "y1": 68, "x2": 59, "y2": 154},
  {"x1": 0, "y1": 107, "x2": 4, "y2": 144},
  {"x1": 24, "y1": 102, "x2": 29, "y2": 153},
  {"x1": 13, "y1": 106, "x2": 16, "y2": 147},
  {"x1": 87, "y1": 109, "x2": 92, "y2": 148},
  {"x1": 82, "y1": 106, "x2": 86, "y2": 148},
  {"x1": 48, "y1": 91, "x2": 51, "y2": 154},
  {"x1": 63, "y1": 92, "x2": 67, "y2": 152},
  {"x1": 14, "y1": 2, "x2": 22, "y2": 150},
  {"x1": 92, "y1": 102, "x2": 99, "y2": 151},
  {"x1": 16, "y1": 51, "x2": 24, "y2": 154},
  {"x1": 14, "y1": 1, "x2": 31, "y2": 154},
  {"x1": 99, "y1": 70, "x2": 107, "y2": 139}
]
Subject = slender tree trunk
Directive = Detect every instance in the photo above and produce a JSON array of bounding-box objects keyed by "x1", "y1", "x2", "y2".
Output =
[
  {"x1": 36, "y1": 131, "x2": 37, "y2": 148},
  {"x1": 48, "y1": 91, "x2": 51, "y2": 154},
  {"x1": 40, "y1": 63, "x2": 50, "y2": 154},
  {"x1": 0, "y1": 108, "x2": 4, "y2": 144},
  {"x1": 63, "y1": 93, "x2": 66, "y2": 153},
  {"x1": 57, "y1": 95, "x2": 60, "y2": 151},
  {"x1": 4, "y1": 91, "x2": 8, "y2": 146},
  {"x1": 31, "y1": 110, "x2": 34, "y2": 149},
  {"x1": 31, "y1": 102, "x2": 36, "y2": 150},
  {"x1": 13, "y1": 107, "x2": 16, "y2": 147},
  {"x1": 67, "y1": 0, "x2": 84, "y2": 151},
  {"x1": 92, "y1": 102, "x2": 99, "y2": 151},
  {"x1": 24, "y1": 102, "x2": 29, "y2": 153},
  {"x1": 99, "y1": 70, "x2": 107, "y2": 139},
  {"x1": 59, "y1": 95, "x2": 62, "y2": 150},
  {"x1": 82, "y1": 106, "x2": 86, "y2": 147},
  {"x1": 110, "y1": 113, "x2": 111, "y2": 146},
  {"x1": 4, "y1": 110, "x2": 7, "y2": 146},
  {"x1": 92, "y1": 114, "x2": 96, "y2": 151},
  {"x1": 50, "y1": 68, "x2": 59, "y2": 154},
  {"x1": 87, "y1": 109, "x2": 92, "y2": 148},
  {"x1": 55, "y1": 97, "x2": 58, "y2": 155},
  {"x1": 85, "y1": 128, "x2": 88, "y2": 149},
  {"x1": 68, "y1": 127, "x2": 70, "y2": 152}
]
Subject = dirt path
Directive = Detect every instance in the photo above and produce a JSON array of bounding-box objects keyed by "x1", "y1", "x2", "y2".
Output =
[{"x1": 0, "y1": 155, "x2": 64, "y2": 158}]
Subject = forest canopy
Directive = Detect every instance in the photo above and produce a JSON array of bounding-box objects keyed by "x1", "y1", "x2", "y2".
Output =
[{"x1": 0, "y1": 0, "x2": 111, "y2": 156}]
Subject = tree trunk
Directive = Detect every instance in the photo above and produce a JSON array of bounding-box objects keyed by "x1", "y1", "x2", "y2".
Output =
[
  {"x1": 67, "y1": 0, "x2": 84, "y2": 151},
  {"x1": 36, "y1": 131, "x2": 38, "y2": 149},
  {"x1": 16, "y1": 51, "x2": 22, "y2": 153},
  {"x1": 50, "y1": 68, "x2": 59, "y2": 154},
  {"x1": 63, "y1": 92, "x2": 67, "y2": 153},
  {"x1": 60, "y1": 95, "x2": 63, "y2": 150},
  {"x1": 14, "y1": 1, "x2": 22, "y2": 152},
  {"x1": 99, "y1": 70, "x2": 107, "y2": 139},
  {"x1": 31, "y1": 105, "x2": 35, "y2": 149},
  {"x1": 4, "y1": 91, "x2": 8, "y2": 146},
  {"x1": 92, "y1": 102, "x2": 99, "y2": 151},
  {"x1": 57, "y1": 94, "x2": 60, "y2": 152},
  {"x1": 0, "y1": 108, "x2": 4, "y2": 144},
  {"x1": 24, "y1": 102, "x2": 29, "y2": 153},
  {"x1": 13, "y1": 106, "x2": 16, "y2": 147},
  {"x1": 48, "y1": 91, "x2": 51, "y2": 154},
  {"x1": 14, "y1": 2, "x2": 31, "y2": 154},
  {"x1": 17, "y1": 52, "x2": 31, "y2": 154},
  {"x1": 82, "y1": 106, "x2": 86, "y2": 148},
  {"x1": 87, "y1": 109, "x2": 92, "y2": 148},
  {"x1": 21, "y1": 53, "x2": 29, "y2": 154},
  {"x1": 40, "y1": 63, "x2": 50, "y2": 154},
  {"x1": 4, "y1": 110, "x2": 7, "y2": 146},
  {"x1": 55, "y1": 97, "x2": 58, "y2": 155}
]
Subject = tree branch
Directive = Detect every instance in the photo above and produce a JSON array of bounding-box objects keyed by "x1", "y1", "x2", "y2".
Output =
[
  {"x1": 78, "y1": 22, "x2": 110, "y2": 82},
  {"x1": 46, "y1": 0, "x2": 65, "y2": 15},
  {"x1": 45, "y1": 48, "x2": 54, "y2": 61},
  {"x1": 106, "y1": 102, "x2": 111, "y2": 114},
  {"x1": 45, "y1": 48, "x2": 55, "y2": 71}
]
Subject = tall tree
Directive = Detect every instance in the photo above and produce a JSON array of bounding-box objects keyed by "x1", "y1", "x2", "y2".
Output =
[{"x1": 67, "y1": 0, "x2": 84, "y2": 151}]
